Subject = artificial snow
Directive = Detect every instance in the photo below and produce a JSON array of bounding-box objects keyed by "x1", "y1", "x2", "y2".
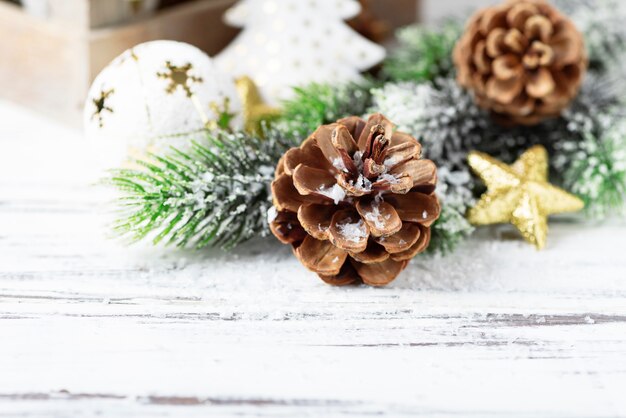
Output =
[
  {"x1": 267, "y1": 206, "x2": 278, "y2": 223},
  {"x1": 351, "y1": 175, "x2": 372, "y2": 192},
  {"x1": 378, "y1": 173, "x2": 400, "y2": 184},
  {"x1": 317, "y1": 184, "x2": 346, "y2": 204},
  {"x1": 337, "y1": 219, "x2": 367, "y2": 243},
  {"x1": 332, "y1": 157, "x2": 348, "y2": 173},
  {"x1": 352, "y1": 151, "x2": 364, "y2": 171},
  {"x1": 363, "y1": 201, "x2": 385, "y2": 231},
  {"x1": 384, "y1": 155, "x2": 402, "y2": 169},
  {"x1": 202, "y1": 172, "x2": 215, "y2": 183}
]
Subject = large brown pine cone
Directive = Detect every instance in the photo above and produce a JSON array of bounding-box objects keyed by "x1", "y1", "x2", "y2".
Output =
[
  {"x1": 269, "y1": 114, "x2": 440, "y2": 287},
  {"x1": 453, "y1": 0, "x2": 587, "y2": 125}
]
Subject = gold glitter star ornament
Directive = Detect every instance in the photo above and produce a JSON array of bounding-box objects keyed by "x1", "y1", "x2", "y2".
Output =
[{"x1": 467, "y1": 146, "x2": 584, "y2": 249}]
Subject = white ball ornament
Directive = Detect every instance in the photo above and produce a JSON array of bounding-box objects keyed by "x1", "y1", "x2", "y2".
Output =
[{"x1": 84, "y1": 40, "x2": 242, "y2": 152}]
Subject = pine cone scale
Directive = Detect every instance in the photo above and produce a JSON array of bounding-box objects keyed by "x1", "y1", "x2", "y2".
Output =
[
  {"x1": 385, "y1": 141, "x2": 422, "y2": 169},
  {"x1": 269, "y1": 211, "x2": 306, "y2": 245},
  {"x1": 385, "y1": 192, "x2": 441, "y2": 227},
  {"x1": 356, "y1": 114, "x2": 393, "y2": 151},
  {"x1": 492, "y1": 54, "x2": 522, "y2": 80},
  {"x1": 349, "y1": 241, "x2": 389, "y2": 264},
  {"x1": 390, "y1": 226, "x2": 431, "y2": 262},
  {"x1": 312, "y1": 124, "x2": 344, "y2": 166},
  {"x1": 297, "y1": 204, "x2": 335, "y2": 241},
  {"x1": 283, "y1": 139, "x2": 332, "y2": 175},
  {"x1": 355, "y1": 199, "x2": 403, "y2": 238},
  {"x1": 393, "y1": 158, "x2": 438, "y2": 189},
  {"x1": 273, "y1": 173, "x2": 323, "y2": 212},
  {"x1": 480, "y1": 7, "x2": 507, "y2": 34},
  {"x1": 375, "y1": 222, "x2": 421, "y2": 254},
  {"x1": 352, "y1": 258, "x2": 407, "y2": 287},
  {"x1": 509, "y1": 3, "x2": 530, "y2": 23},
  {"x1": 503, "y1": 29, "x2": 527, "y2": 53},
  {"x1": 327, "y1": 209, "x2": 370, "y2": 253},
  {"x1": 292, "y1": 164, "x2": 338, "y2": 198},
  {"x1": 296, "y1": 236, "x2": 347, "y2": 276},
  {"x1": 270, "y1": 114, "x2": 440, "y2": 286},
  {"x1": 486, "y1": 28, "x2": 506, "y2": 56},
  {"x1": 332, "y1": 125, "x2": 360, "y2": 155},
  {"x1": 527, "y1": 67, "x2": 555, "y2": 98},
  {"x1": 337, "y1": 116, "x2": 367, "y2": 141},
  {"x1": 486, "y1": 75, "x2": 522, "y2": 103},
  {"x1": 318, "y1": 262, "x2": 360, "y2": 286}
]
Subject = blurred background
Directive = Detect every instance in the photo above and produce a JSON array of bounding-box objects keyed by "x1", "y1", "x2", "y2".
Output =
[
  {"x1": 0, "y1": 0, "x2": 499, "y2": 129},
  {"x1": 424, "y1": 0, "x2": 497, "y2": 21}
]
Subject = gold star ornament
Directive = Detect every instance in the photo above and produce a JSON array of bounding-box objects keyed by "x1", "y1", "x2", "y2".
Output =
[{"x1": 467, "y1": 145, "x2": 584, "y2": 249}]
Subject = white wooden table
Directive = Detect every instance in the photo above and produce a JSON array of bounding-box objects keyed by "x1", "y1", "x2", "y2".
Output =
[{"x1": 1, "y1": 100, "x2": 626, "y2": 417}]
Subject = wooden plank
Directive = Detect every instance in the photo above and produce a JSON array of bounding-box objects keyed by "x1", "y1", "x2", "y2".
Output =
[{"x1": 0, "y1": 100, "x2": 626, "y2": 417}]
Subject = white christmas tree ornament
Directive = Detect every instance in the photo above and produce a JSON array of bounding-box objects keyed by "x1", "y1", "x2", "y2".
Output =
[
  {"x1": 84, "y1": 40, "x2": 242, "y2": 153},
  {"x1": 215, "y1": 0, "x2": 386, "y2": 105}
]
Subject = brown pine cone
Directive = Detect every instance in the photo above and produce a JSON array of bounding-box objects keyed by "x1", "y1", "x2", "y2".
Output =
[
  {"x1": 453, "y1": 0, "x2": 587, "y2": 125},
  {"x1": 269, "y1": 114, "x2": 440, "y2": 287}
]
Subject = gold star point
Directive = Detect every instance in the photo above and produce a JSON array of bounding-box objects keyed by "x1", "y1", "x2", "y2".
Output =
[
  {"x1": 468, "y1": 145, "x2": 585, "y2": 250},
  {"x1": 235, "y1": 76, "x2": 281, "y2": 135}
]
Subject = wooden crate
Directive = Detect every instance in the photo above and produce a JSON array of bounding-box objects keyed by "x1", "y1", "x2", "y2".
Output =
[
  {"x1": 21, "y1": 0, "x2": 161, "y2": 28},
  {"x1": 0, "y1": 0, "x2": 238, "y2": 128},
  {"x1": 369, "y1": 0, "x2": 420, "y2": 30}
]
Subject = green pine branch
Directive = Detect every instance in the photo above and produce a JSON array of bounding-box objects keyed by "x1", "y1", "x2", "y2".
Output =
[
  {"x1": 108, "y1": 129, "x2": 298, "y2": 250},
  {"x1": 383, "y1": 21, "x2": 462, "y2": 83},
  {"x1": 561, "y1": 128, "x2": 626, "y2": 218},
  {"x1": 278, "y1": 80, "x2": 376, "y2": 138},
  {"x1": 427, "y1": 204, "x2": 475, "y2": 255}
]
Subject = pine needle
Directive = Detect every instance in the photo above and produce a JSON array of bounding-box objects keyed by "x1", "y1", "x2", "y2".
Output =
[
  {"x1": 383, "y1": 21, "x2": 461, "y2": 83},
  {"x1": 108, "y1": 129, "x2": 298, "y2": 250}
]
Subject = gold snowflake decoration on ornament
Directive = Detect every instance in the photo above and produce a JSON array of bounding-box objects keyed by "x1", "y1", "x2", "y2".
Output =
[
  {"x1": 157, "y1": 61, "x2": 203, "y2": 97},
  {"x1": 91, "y1": 88, "x2": 115, "y2": 128}
]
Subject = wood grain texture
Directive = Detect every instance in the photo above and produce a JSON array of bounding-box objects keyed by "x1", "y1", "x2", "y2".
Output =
[{"x1": 1, "y1": 99, "x2": 626, "y2": 417}]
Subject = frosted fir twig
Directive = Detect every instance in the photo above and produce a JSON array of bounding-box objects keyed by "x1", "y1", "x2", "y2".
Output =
[
  {"x1": 383, "y1": 21, "x2": 462, "y2": 83},
  {"x1": 556, "y1": 0, "x2": 626, "y2": 73},
  {"x1": 108, "y1": 129, "x2": 297, "y2": 250},
  {"x1": 278, "y1": 80, "x2": 376, "y2": 138},
  {"x1": 560, "y1": 127, "x2": 626, "y2": 218}
]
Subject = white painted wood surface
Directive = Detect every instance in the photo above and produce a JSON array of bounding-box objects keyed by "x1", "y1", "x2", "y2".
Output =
[{"x1": 1, "y1": 99, "x2": 626, "y2": 417}]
